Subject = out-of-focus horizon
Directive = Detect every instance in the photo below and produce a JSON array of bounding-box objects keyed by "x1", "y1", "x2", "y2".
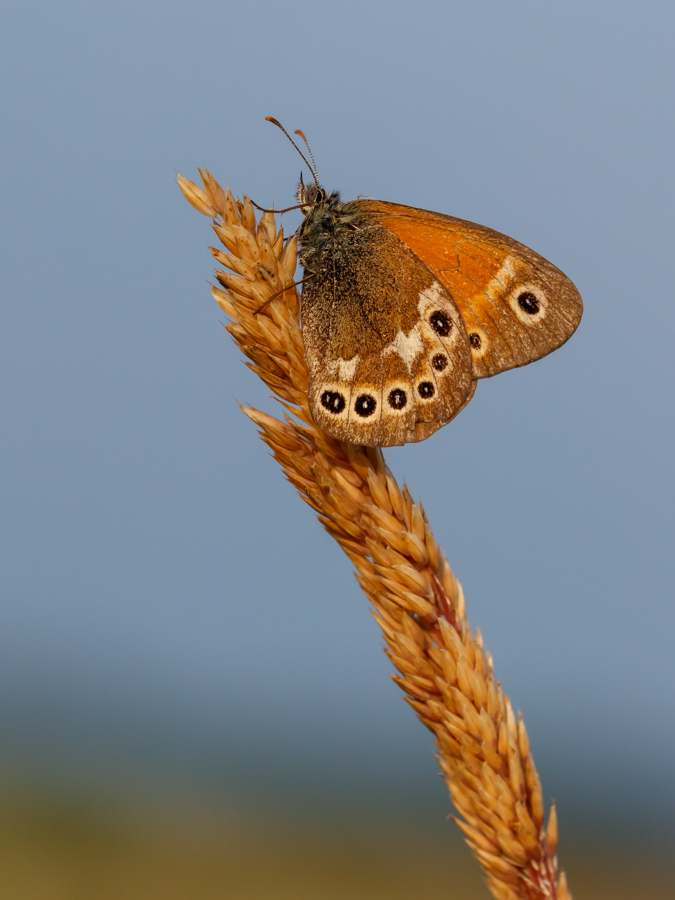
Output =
[{"x1": 1, "y1": 0, "x2": 674, "y2": 894}]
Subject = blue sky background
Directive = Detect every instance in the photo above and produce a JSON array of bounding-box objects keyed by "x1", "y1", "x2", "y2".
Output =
[{"x1": 1, "y1": 0, "x2": 674, "y2": 841}]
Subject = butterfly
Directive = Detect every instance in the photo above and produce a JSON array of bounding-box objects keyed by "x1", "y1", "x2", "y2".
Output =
[{"x1": 265, "y1": 119, "x2": 583, "y2": 448}]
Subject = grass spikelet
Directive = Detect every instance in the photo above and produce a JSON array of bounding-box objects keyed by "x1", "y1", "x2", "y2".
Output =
[{"x1": 178, "y1": 169, "x2": 571, "y2": 900}]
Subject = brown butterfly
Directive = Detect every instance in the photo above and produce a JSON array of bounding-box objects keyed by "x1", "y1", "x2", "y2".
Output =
[{"x1": 266, "y1": 119, "x2": 583, "y2": 448}]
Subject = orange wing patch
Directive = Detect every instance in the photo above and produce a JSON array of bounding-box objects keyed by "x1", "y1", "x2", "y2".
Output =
[{"x1": 357, "y1": 200, "x2": 583, "y2": 379}]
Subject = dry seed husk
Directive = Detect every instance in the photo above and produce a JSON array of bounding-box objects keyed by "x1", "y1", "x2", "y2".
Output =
[{"x1": 178, "y1": 169, "x2": 571, "y2": 900}]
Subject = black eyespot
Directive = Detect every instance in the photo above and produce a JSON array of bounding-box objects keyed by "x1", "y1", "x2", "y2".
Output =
[
  {"x1": 418, "y1": 381, "x2": 435, "y2": 399},
  {"x1": 432, "y1": 354, "x2": 448, "y2": 372},
  {"x1": 388, "y1": 388, "x2": 407, "y2": 410},
  {"x1": 430, "y1": 310, "x2": 452, "y2": 336},
  {"x1": 355, "y1": 394, "x2": 377, "y2": 417},
  {"x1": 517, "y1": 292, "x2": 540, "y2": 315},
  {"x1": 469, "y1": 332, "x2": 482, "y2": 349},
  {"x1": 321, "y1": 390, "x2": 346, "y2": 414}
]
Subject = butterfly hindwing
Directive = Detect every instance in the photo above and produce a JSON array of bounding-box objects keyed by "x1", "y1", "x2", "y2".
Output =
[{"x1": 301, "y1": 223, "x2": 476, "y2": 447}]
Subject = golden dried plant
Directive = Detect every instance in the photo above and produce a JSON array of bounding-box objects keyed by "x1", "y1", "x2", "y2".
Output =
[{"x1": 177, "y1": 167, "x2": 571, "y2": 900}]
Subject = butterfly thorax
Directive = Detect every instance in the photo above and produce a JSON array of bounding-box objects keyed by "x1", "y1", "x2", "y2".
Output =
[{"x1": 297, "y1": 189, "x2": 366, "y2": 273}]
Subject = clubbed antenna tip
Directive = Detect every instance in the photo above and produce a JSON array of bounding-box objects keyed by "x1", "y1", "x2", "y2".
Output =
[{"x1": 265, "y1": 116, "x2": 320, "y2": 186}]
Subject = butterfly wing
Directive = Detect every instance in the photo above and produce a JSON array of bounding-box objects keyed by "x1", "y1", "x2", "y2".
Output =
[
  {"x1": 352, "y1": 200, "x2": 583, "y2": 379},
  {"x1": 301, "y1": 223, "x2": 476, "y2": 447}
]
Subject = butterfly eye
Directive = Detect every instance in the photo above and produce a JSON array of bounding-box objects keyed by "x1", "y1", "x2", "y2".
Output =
[
  {"x1": 517, "y1": 292, "x2": 540, "y2": 315},
  {"x1": 354, "y1": 394, "x2": 377, "y2": 417},
  {"x1": 432, "y1": 354, "x2": 448, "y2": 372},
  {"x1": 429, "y1": 310, "x2": 452, "y2": 336},
  {"x1": 321, "y1": 390, "x2": 346, "y2": 414},
  {"x1": 315, "y1": 188, "x2": 324, "y2": 203},
  {"x1": 417, "y1": 381, "x2": 435, "y2": 399}
]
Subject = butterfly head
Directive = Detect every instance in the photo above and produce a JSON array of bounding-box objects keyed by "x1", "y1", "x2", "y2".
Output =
[
  {"x1": 296, "y1": 171, "x2": 326, "y2": 213},
  {"x1": 293, "y1": 168, "x2": 353, "y2": 268},
  {"x1": 265, "y1": 118, "x2": 352, "y2": 270}
]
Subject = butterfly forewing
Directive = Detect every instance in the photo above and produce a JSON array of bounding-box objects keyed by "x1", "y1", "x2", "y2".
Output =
[{"x1": 357, "y1": 200, "x2": 583, "y2": 379}]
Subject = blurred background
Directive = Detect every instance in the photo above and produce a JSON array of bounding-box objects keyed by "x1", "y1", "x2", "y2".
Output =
[{"x1": 1, "y1": 1, "x2": 674, "y2": 897}]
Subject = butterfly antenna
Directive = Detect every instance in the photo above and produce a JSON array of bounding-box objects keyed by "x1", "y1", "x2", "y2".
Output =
[
  {"x1": 265, "y1": 117, "x2": 319, "y2": 186},
  {"x1": 294, "y1": 129, "x2": 320, "y2": 186}
]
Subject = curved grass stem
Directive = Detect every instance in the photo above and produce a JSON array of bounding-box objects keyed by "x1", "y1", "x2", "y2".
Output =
[{"x1": 178, "y1": 168, "x2": 571, "y2": 900}]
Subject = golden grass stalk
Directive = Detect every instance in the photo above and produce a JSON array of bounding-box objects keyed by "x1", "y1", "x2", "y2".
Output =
[{"x1": 178, "y1": 167, "x2": 571, "y2": 900}]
